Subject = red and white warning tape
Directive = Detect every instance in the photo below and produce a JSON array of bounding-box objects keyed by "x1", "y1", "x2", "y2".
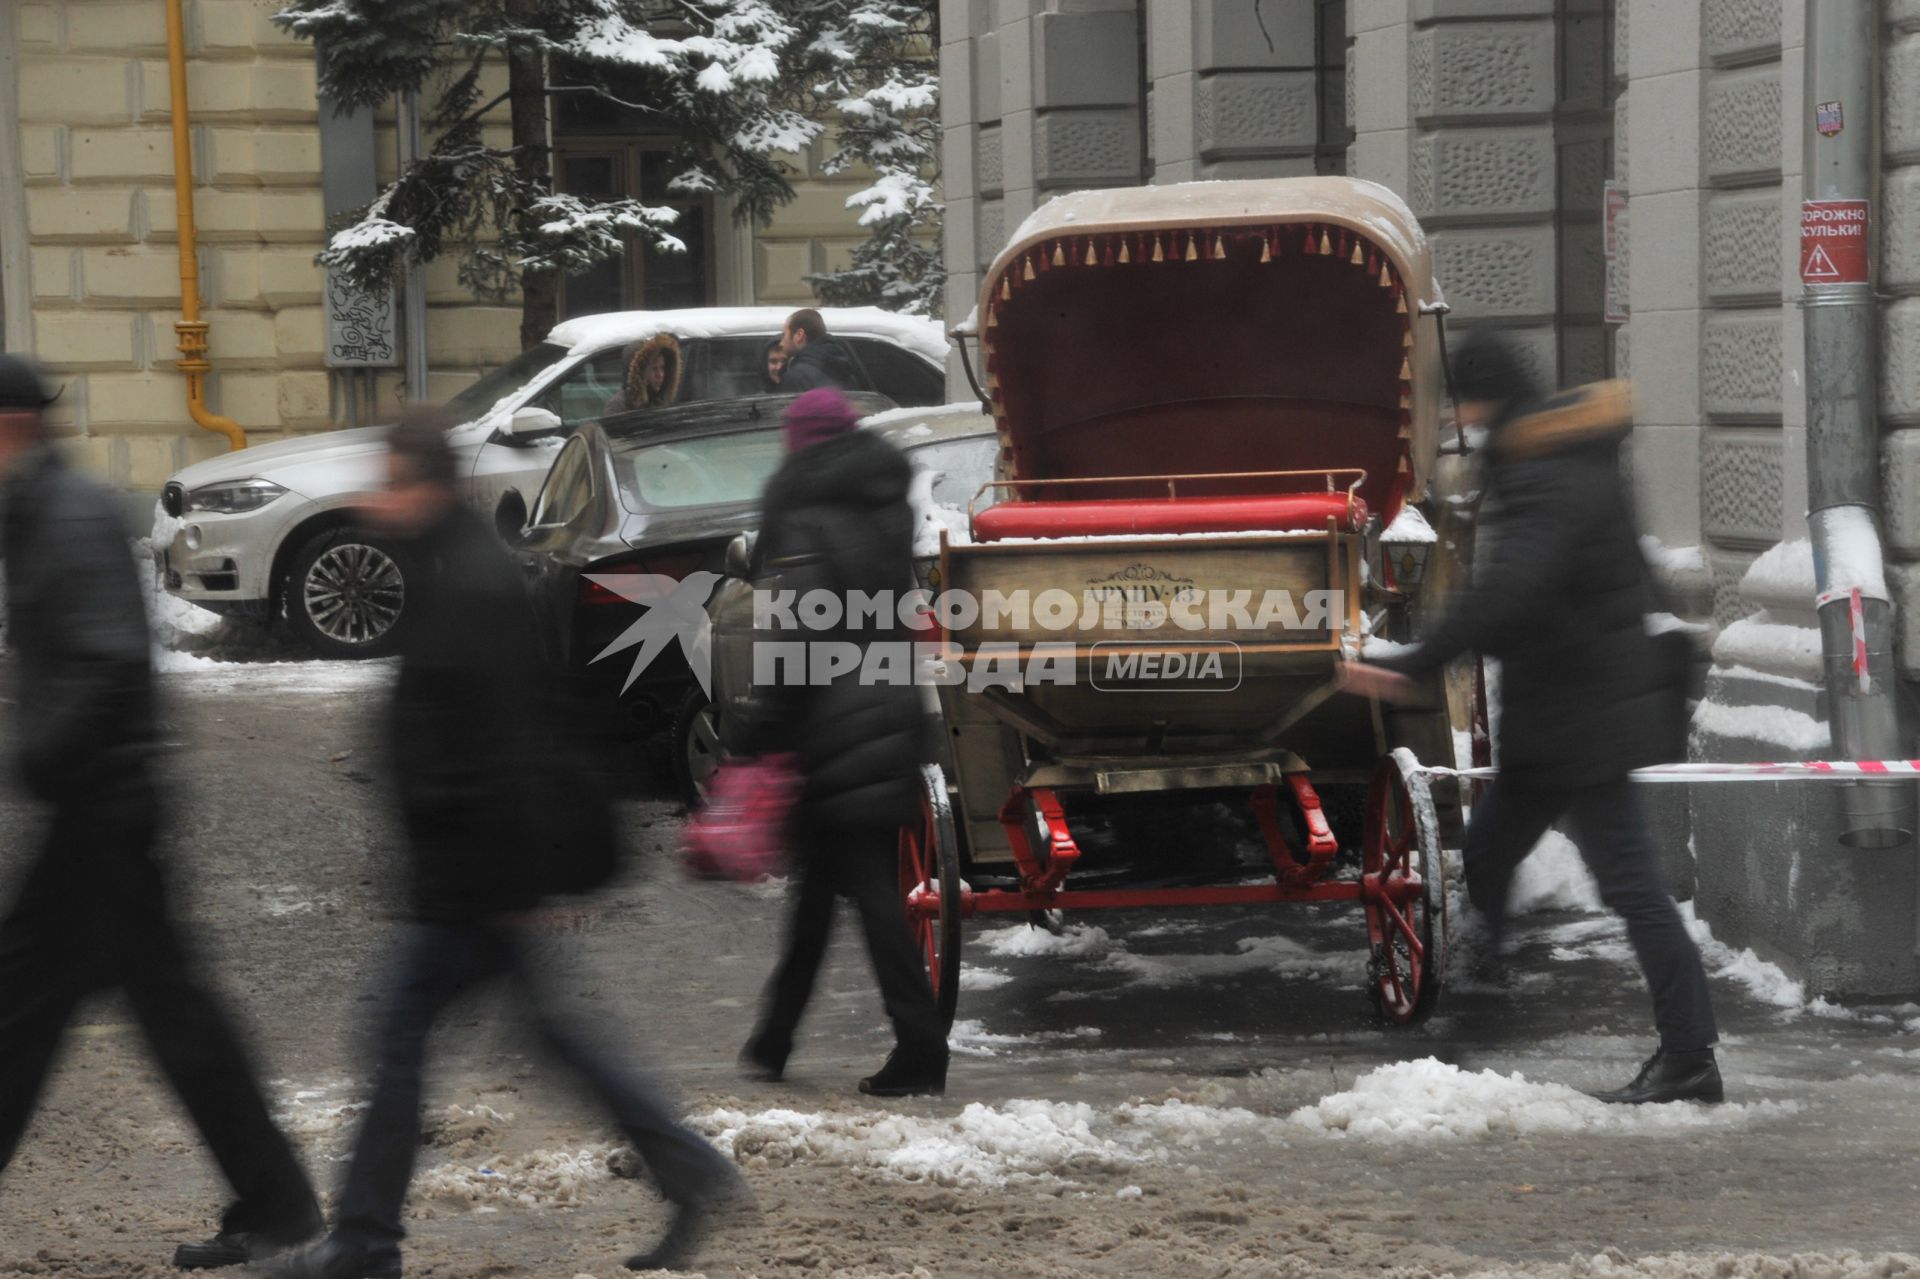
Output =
[{"x1": 1426, "y1": 759, "x2": 1920, "y2": 784}]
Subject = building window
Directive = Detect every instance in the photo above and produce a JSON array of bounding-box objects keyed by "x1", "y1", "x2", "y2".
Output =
[{"x1": 550, "y1": 61, "x2": 716, "y2": 318}]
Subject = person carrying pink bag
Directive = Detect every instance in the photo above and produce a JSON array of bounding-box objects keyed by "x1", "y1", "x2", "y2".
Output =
[{"x1": 715, "y1": 389, "x2": 949, "y2": 1098}]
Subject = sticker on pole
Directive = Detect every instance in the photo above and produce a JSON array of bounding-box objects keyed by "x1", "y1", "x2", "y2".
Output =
[{"x1": 1800, "y1": 199, "x2": 1870, "y2": 285}]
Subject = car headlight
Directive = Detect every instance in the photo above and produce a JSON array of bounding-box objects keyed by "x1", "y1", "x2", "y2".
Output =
[{"x1": 184, "y1": 478, "x2": 288, "y2": 515}]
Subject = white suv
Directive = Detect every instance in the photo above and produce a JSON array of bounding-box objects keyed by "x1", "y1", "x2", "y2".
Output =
[{"x1": 154, "y1": 306, "x2": 947, "y2": 657}]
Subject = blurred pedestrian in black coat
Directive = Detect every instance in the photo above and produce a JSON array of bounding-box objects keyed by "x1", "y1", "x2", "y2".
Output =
[
  {"x1": 0, "y1": 354, "x2": 323, "y2": 1271},
  {"x1": 1339, "y1": 329, "x2": 1720, "y2": 1106},
  {"x1": 271, "y1": 413, "x2": 740, "y2": 1279},
  {"x1": 728, "y1": 388, "x2": 948, "y2": 1097}
]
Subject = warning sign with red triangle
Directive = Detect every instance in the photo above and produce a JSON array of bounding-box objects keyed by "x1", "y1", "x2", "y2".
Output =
[
  {"x1": 1801, "y1": 199, "x2": 1869, "y2": 285},
  {"x1": 1802, "y1": 244, "x2": 1843, "y2": 280}
]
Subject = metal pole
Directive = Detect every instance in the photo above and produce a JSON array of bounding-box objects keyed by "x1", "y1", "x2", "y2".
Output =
[
  {"x1": 1801, "y1": 0, "x2": 1910, "y2": 850},
  {"x1": 398, "y1": 90, "x2": 430, "y2": 402}
]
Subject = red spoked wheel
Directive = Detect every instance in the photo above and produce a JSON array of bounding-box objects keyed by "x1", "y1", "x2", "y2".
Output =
[
  {"x1": 1362, "y1": 748, "x2": 1446, "y2": 1026},
  {"x1": 899, "y1": 763, "x2": 963, "y2": 1029}
]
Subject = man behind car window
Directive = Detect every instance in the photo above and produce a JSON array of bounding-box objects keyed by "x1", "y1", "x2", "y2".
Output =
[{"x1": 778, "y1": 308, "x2": 857, "y2": 393}]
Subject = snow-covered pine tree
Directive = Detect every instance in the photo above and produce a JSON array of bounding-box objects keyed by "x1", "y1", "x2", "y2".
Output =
[{"x1": 275, "y1": 0, "x2": 943, "y2": 334}]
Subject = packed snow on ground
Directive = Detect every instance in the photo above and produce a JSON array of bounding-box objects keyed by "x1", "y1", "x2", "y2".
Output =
[
  {"x1": 1445, "y1": 1249, "x2": 1920, "y2": 1279},
  {"x1": 690, "y1": 1100, "x2": 1139, "y2": 1187},
  {"x1": 979, "y1": 923, "x2": 1116, "y2": 959},
  {"x1": 958, "y1": 964, "x2": 1014, "y2": 991},
  {"x1": 690, "y1": 1094, "x2": 1290, "y2": 1188},
  {"x1": 414, "y1": 1146, "x2": 618, "y2": 1211},
  {"x1": 978, "y1": 921, "x2": 1355, "y2": 991},
  {"x1": 1287, "y1": 1058, "x2": 1794, "y2": 1141},
  {"x1": 948, "y1": 1018, "x2": 1102, "y2": 1058}
]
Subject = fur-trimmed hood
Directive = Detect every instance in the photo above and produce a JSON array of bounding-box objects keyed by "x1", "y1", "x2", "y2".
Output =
[
  {"x1": 624, "y1": 333, "x2": 682, "y2": 409},
  {"x1": 1493, "y1": 379, "x2": 1633, "y2": 461}
]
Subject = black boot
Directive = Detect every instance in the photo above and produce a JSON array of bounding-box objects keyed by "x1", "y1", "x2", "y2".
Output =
[
  {"x1": 1592, "y1": 1047, "x2": 1723, "y2": 1105},
  {"x1": 256, "y1": 1236, "x2": 402, "y2": 1279},
  {"x1": 625, "y1": 1175, "x2": 751, "y2": 1273},
  {"x1": 858, "y1": 1044, "x2": 949, "y2": 1098},
  {"x1": 173, "y1": 1209, "x2": 322, "y2": 1269},
  {"x1": 738, "y1": 1032, "x2": 788, "y2": 1082}
]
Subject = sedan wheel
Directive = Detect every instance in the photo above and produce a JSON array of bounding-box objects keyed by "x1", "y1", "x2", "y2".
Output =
[
  {"x1": 672, "y1": 687, "x2": 723, "y2": 807},
  {"x1": 286, "y1": 530, "x2": 409, "y2": 658}
]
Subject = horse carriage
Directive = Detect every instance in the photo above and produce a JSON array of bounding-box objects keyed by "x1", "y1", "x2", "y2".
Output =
[{"x1": 898, "y1": 177, "x2": 1482, "y2": 1029}]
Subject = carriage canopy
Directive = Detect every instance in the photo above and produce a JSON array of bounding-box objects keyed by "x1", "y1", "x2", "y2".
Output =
[{"x1": 975, "y1": 177, "x2": 1444, "y2": 528}]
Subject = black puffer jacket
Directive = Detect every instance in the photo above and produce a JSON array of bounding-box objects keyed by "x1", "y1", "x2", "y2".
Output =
[
  {"x1": 778, "y1": 339, "x2": 858, "y2": 394},
  {"x1": 726, "y1": 430, "x2": 928, "y2": 829},
  {"x1": 2, "y1": 444, "x2": 155, "y2": 803},
  {"x1": 387, "y1": 504, "x2": 547, "y2": 919},
  {"x1": 1376, "y1": 382, "x2": 1668, "y2": 789}
]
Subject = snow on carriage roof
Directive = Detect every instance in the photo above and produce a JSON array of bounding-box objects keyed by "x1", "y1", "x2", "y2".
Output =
[
  {"x1": 544, "y1": 306, "x2": 948, "y2": 364},
  {"x1": 992, "y1": 177, "x2": 1433, "y2": 284}
]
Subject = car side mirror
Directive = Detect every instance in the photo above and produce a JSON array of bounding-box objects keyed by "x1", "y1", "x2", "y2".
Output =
[
  {"x1": 495, "y1": 489, "x2": 529, "y2": 544},
  {"x1": 503, "y1": 406, "x2": 563, "y2": 440},
  {"x1": 725, "y1": 531, "x2": 756, "y2": 577}
]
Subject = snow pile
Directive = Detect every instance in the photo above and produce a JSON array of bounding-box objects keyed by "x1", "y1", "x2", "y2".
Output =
[
  {"x1": 1506, "y1": 830, "x2": 1603, "y2": 915},
  {"x1": 1713, "y1": 615, "x2": 1825, "y2": 673},
  {"x1": 1640, "y1": 536, "x2": 1707, "y2": 576},
  {"x1": 1381, "y1": 504, "x2": 1437, "y2": 544},
  {"x1": 948, "y1": 1019, "x2": 1101, "y2": 1058},
  {"x1": 1288, "y1": 1059, "x2": 1791, "y2": 1141},
  {"x1": 1113, "y1": 1098, "x2": 1271, "y2": 1148},
  {"x1": 689, "y1": 1100, "x2": 1139, "y2": 1187},
  {"x1": 1678, "y1": 901, "x2": 1807, "y2": 1009},
  {"x1": 1690, "y1": 697, "x2": 1829, "y2": 751},
  {"x1": 1742, "y1": 538, "x2": 1817, "y2": 600},
  {"x1": 980, "y1": 923, "x2": 1115, "y2": 959},
  {"x1": 1100, "y1": 933, "x2": 1352, "y2": 988},
  {"x1": 414, "y1": 1146, "x2": 616, "y2": 1210},
  {"x1": 1459, "y1": 1248, "x2": 1920, "y2": 1279},
  {"x1": 907, "y1": 465, "x2": 970, "y2": 557},
  {"x1": 958, "y1": 965, "x2": 1013, "y2": 991},
  {"x1": 1813, "y1": 507, "x2": 1891, "y2": 602}
]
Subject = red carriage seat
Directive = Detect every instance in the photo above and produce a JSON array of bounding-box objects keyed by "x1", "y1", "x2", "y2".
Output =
[{"x1": 971, "y1": 491, "x2": 1367, "y2": 541}]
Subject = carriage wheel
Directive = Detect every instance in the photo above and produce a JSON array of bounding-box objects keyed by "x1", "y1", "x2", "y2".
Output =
[
  {"x1": 1361, "y1": 748, "x2": 1446, "y2": 1026},
  {"x1": 899, "y1": 763, "x2": 963, "y2": 1029}
]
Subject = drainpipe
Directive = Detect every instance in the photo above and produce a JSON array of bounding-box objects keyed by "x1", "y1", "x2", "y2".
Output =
[
  {"x1": 1802, "y1": 0, "x2": 1908, "y2": 849},
  {"x1": 164, "y1": 0, "x2": 246, "y2": 451},
  {"x1": 397, "y1": 90, "x2": 430, "y2": 401}
]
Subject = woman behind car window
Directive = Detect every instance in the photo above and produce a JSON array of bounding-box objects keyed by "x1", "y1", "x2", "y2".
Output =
[
  {"x1": 762, "y1": 337, "x2": 787, "y2": 392},
  {"x1": 627, "y1": 334, "x2": 682, "y2": 410}
]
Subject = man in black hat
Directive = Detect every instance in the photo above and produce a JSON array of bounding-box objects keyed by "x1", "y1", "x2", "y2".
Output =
[
  {"x1": 1339, "y1": 329, "x2": 1722, "y2": 1106},
  {"x1": 0, "y1": 355, "x2": 323, "y2": 1264}
]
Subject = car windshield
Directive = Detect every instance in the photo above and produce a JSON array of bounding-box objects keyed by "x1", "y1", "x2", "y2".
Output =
[
  {"x1": 443, "y1": 342, "x2": 568, "y2": 422},
  {"x1": 615, "y1": 430, "x2": 786, "y2": 511}
]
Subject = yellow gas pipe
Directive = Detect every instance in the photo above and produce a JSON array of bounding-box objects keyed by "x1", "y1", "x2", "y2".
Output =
[{"x1": 164, "y1": 0, "x2": 246, "y2": 451}]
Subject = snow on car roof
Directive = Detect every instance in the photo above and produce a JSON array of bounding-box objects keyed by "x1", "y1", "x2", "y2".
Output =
[{"x1": 545, "y1": 306, "x2": 949, "y2": 365}]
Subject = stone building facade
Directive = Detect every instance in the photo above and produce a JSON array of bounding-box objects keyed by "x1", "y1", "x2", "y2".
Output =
[
  {"x1": 0, "y1": 0, "x2": 880, "y2": 494},
  {"x1": 941, "y1": 0, "x2": 1920, "y2": 996}
]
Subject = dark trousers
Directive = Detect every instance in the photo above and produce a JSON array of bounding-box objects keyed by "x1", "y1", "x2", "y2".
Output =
[
  {"x1": 750, "y1": 823, "x2": 945, "y2": 1062},
  {"x1": 0, "y1": 780, "x2": 320, "y2": 1239},
  {"x1": 333, "y1": 920, "x2": 733, "y2": 1257},
  {"x1": 1467, "y1": 773, "x2": 1718, "y2": 1052}
]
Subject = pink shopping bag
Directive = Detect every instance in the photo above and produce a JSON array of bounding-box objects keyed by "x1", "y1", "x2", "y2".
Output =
[{"x1": 680, "y1": 754, "x2": 801, "y2": 883}]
